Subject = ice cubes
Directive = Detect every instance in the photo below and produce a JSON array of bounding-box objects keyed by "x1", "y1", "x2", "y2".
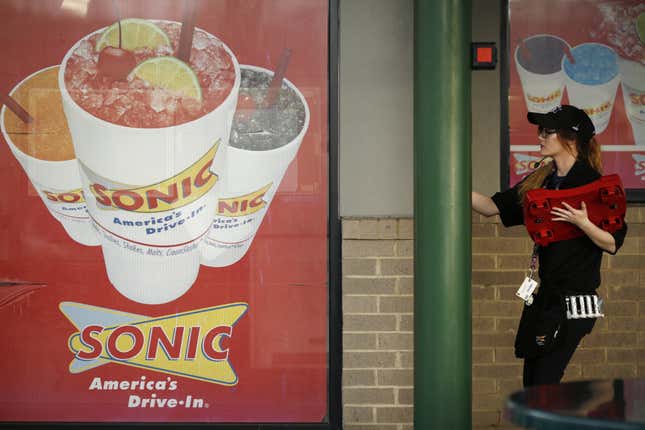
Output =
[{"x1": 230, "y1": 69, "x2": 305, "y2": 151}]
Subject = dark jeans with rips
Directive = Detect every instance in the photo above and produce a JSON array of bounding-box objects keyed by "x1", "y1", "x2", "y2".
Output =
[{"x1": 523, "y1": 318, "x2": 596, "y2": 387}]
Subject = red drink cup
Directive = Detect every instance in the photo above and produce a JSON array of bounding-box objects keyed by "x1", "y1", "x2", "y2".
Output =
[{"x1": 59, "y1": 20, "x2": 240, "y2": 304}]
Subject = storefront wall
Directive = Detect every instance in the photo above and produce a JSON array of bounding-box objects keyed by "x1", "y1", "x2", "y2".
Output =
[{"x1": 340, "y1": 0, "x2": 645, "y2": 429}]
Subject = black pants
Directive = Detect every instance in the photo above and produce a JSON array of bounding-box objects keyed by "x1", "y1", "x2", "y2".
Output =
[{"x1": 523, "y1": 318, "x2": 596, "y2": 387}]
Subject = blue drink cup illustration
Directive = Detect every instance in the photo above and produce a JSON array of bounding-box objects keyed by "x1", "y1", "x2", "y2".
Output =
[{"x1": 563, "y1": 43, "x2": 620, "y2": 134}]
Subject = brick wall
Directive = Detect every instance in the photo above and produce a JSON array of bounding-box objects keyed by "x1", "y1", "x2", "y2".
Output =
[
  {"x1": 341, "y1": 211, "x2": 645, "y2": 429},
  {"x1": 342, "y1": 218, "x2": 414, "y2": 430}
]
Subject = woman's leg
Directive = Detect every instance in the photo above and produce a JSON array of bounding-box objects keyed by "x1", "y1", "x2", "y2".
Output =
[{"x1": 523, "y1": 318, "x2": 595, "y2": 387}]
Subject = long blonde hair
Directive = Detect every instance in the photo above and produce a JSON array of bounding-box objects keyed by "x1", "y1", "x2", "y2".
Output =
[{"x1": 517, "y1": 131, "x2": 602, "y2": 203}]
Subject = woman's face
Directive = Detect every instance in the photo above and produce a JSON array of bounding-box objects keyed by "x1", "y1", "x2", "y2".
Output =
[{"x1": 537, "y1": 127, "x2": 571, "y2": 157}]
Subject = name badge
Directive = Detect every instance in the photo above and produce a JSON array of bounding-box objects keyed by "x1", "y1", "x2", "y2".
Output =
[{"x1": 516, "y1": 277, "x2": 538, "y2": 302}]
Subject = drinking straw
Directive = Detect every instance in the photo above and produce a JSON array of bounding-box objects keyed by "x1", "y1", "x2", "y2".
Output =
[
  {"x1": 177, "y1": 0, "x2": 197, "y2": 63},
  {"x1": 264, "y1": 48, "x2": 292, "y2": 108},
  {"x1": 564, "y1": 44, "x2": 575, "y2": 64},
  {"x1": 238, "y1": 49, "x2": 293, "y2": 134},
  {"x1": 1, "y1": 94, "x2": 33, "y2": 124},
  {"x1": 111, "y1": 0, "x2": 122, "y2": 48}
]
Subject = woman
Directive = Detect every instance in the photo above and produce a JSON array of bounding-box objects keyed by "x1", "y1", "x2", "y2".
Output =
[{"x1": 472, "y1": 105, "x2": 627, "y2": 387}]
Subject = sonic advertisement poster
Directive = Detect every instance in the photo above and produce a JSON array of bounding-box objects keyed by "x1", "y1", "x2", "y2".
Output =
[
  {"x1": 508, "y1": 0, "x2": 645, "y2": 189},
  {"x1": 0, "y1": 0, "x2": 330, "y2": 423}
]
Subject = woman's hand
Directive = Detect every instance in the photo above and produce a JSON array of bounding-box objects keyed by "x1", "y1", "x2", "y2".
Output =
[
  {"x1": 551, "y1": 201, "x2": 617, "y2": 253},
  {"x1": 550, "y1": 201, "x2": 590, "y2": 228}
]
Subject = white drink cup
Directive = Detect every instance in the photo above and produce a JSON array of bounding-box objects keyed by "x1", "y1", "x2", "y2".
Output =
[
  {"x1": 619, "y1": 58, "x2": 645, "y2": 145},
  {"x1": 1, "y1": 66, "x2": 99, "y2": 247},
  {"x1": 59, "y1": 27, "x2": 240, "y2": 304},
  {"x1": 200, "y1": 65, "x2": 310, "y2": 267},
  {"x1": 515, "y1": 34, "x2": 570, "y2": 113},
  {"x1": 563, "y1": 43, "x2": 620, "y2": 134}
]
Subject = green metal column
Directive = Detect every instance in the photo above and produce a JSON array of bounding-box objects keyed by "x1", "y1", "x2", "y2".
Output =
[{"x1": 414, "y1": 0, "x2": 472, "y2": 428}]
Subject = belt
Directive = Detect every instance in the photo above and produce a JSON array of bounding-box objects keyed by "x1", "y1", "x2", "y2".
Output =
[{"x1": 565, "y1": 294, "x2": 604, "y2": 319}]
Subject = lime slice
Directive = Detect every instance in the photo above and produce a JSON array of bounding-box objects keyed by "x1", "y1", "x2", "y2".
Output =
[
  {"x1": 96, "y1": 18, "x2": 171, "y2": 52},
  {"x1": 129, "y1": 56, "x2": 202, "y2": 101},
  {"x1": 638, "y1": 12, "x2": 645, "y2": 44}
]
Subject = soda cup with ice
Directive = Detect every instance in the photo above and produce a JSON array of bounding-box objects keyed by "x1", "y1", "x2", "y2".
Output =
[
  {"x1": 59, "y1": 19, "x2": 240, "y2": 304},
  {"x1": 200, "y1": 65, "x2": 310, "y2": 267},
  {"x1": 619, "y1": 58, "x2": 645, "y2": 145},
  {"x1": 591, "y1": 6, "x2": 644, "y2": 143}
]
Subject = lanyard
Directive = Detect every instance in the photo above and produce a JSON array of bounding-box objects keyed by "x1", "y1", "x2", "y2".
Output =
[{"x1": 528, "y1": 243, "x2": 539, "y2": 280}]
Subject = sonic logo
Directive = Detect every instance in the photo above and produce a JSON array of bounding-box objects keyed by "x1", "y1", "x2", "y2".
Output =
[
  {"x1": 60, "y1": 301, "x2": 248, "y2": 386},
  {"x1": 527, "y1": 89, "x2": 561, "y2": 104},
  {"x1": 633, "y1": 154, "x2": 645, "y2": 178},
  {"x1": 218, "y1": 183, "x2": 272, "y2": 217},
  {"x1": 88, "y1": 142, "x2": 219, "y2": 213},
  {"x1": 77, "y1": 325, "x2": 231, "y2": 361},
  {"x1": 43, "y1": 188, "x2": 85, "y2": 204},
  {"x1": 584, "y1": 101, "x2": 611, "y2": 116},
  {"x1": 513, "y1": 153, "x2": 541, "y2": 176}
]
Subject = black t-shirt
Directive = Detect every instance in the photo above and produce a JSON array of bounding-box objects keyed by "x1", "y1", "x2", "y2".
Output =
[
  {"x1": 547, "y1": 174, "x2": 566, "y2": 190},
  {"x1": 491, "y1": 160, "x2": 627, "y2": 293}
]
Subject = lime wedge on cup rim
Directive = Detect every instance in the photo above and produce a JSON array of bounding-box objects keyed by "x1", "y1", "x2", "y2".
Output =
[
  {"x1": 129, "y1": 56, "x2": 203, "y2": 102},
  {"x1": 96, "y1": 18, "x2": 171, "y2": 52},
  {"x1": 638, "y1": 12, "x2": 645, "y2": 44}
]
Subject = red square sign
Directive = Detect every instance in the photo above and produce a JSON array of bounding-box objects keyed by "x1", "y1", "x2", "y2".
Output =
[{"x1": 477, "y1": 47, "x2": 493, "y2": 63}]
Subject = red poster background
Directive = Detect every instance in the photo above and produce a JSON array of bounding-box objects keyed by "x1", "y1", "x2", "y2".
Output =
[
  {"x1": 509, "y1": 0, "x2": 644, "y2": 189},
  {"x1": 0, "y1": 0, "x2": 329, "y2": 423}
]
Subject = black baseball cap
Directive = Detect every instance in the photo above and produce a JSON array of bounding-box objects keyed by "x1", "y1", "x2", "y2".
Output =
[{"x1": 527, "y1": 105, "x2": 595, "y2": 143}]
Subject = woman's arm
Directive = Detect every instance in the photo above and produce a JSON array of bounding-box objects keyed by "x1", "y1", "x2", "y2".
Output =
[
  {"x1": 551, "y1": 202, "x2": 616, "y2": 253},
  {"x1": 472, "y1": 191, "x2": 500, "y2": 217}
]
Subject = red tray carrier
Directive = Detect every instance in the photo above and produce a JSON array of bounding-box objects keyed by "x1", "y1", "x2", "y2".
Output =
[{"x1": 523, "y1": 174, "x2": 626, "y2": 246}]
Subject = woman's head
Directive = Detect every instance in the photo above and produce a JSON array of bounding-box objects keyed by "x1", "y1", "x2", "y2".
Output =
[
  {"x1": 517, "y1": 105, "x2": 602, "y2": 202},
  {"x1": 528, "y1": 105, "x2": 601, "y2": 172}
]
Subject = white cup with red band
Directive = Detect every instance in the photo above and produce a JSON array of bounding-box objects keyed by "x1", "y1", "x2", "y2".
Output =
[
  {"x1": 1, "y1": 66, "x2": 99, "y2": 247},
  {"x1": 619, "y1": 58, "x2": 645, "y2": 145},
  {"x1": 59, "y1": 22, "x2": 240, "y2": 304},
  {"x1": 200, "y1": 65, "x2": 310, "y2": 267},
  {"x1": 515, "y1": 34, "x2": 570, "y2": 113}
]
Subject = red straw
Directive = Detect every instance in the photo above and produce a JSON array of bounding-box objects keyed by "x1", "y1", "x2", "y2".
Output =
[
  {"x1": 564, "y1": 45, "x2": 576, "y2": 64},
  {"x1": 112, "y1": 0, "x2": 122, "y2": 48},
  {"x1": 264, "y1": 48, "x2": 292, "y2": 108},
  {"x1": 1, "y1": 94, "x2": 33, "y2": 124},
  {"x1": 177, "y1": 0, "x2": 196, "y2": 63}
]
